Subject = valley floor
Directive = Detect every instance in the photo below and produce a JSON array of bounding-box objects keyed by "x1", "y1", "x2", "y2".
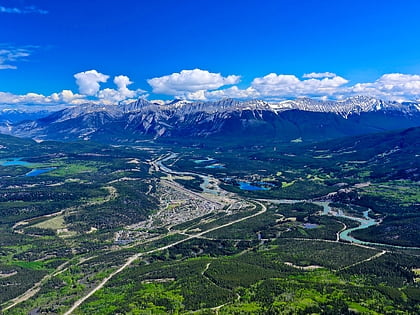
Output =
[{"x1": 0, "y1": 132, "x2": 419, "y2": 314}]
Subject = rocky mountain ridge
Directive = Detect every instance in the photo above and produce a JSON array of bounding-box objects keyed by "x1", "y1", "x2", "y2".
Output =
[{"x1": 1, "y1": 96, "x2": 419, "y2": 142}]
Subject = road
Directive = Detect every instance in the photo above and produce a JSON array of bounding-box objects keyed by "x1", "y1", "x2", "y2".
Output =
[
  {"x1": 63, "y1": 153, "x2": 267, "y2": 314},
  {"x1": 63, "y1": 201, "x2": 266, "y2": 314},
  {"x1": 2, "y1": 261, "x2": 69, "y2": 312},
  {"x1": 1, "y1": 185, "x2": 121, "y2": 312},
  {"x1": 62, "y1": 155, "x2": 416, "y2": 313},
  {"x1": 3, "y1": 152, "x2": 405, "y2": 313},
  {"x1": 12, "y1": 185, "x2": 118, "y2": 232},
  {"x1": 338, "y1": 250, "x2": 387, "y2": 271}
]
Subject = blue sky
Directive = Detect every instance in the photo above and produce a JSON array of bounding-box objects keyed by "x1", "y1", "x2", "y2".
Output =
[{"x1": 1, "y1": 0, "x2": 420, "y2": 106}]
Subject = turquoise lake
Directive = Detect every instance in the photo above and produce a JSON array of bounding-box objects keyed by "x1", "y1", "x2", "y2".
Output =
[
  {"x1": 0, "y1": 158, "x2": 32, "y2": 166},
  {"x1": 25, "y1": 168, "x2": 56, "y2": 177},
  {"x1": 238, "y1": 181, "x2": 271, "y2": 191}
]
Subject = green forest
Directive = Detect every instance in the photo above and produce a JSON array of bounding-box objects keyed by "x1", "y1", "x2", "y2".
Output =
[{"x1": 0, "y1": 128, "x2": 419, "y2": 314}]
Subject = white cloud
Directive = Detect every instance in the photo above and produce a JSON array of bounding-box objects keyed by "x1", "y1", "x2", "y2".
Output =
[
  {"x1": 73, "y1": 71, "x2": 146, "y2": 103},
  {"x1": 50, "y1": 90, "x2": 86, "y2": 104},
  {"x1": 0, "y1": 64, "x2": 16, "y2": 70},
  {"x1": 188, "y1": 74, "x2": 347, "y2": 101},
  {"x1": 0, "y1": 47, "x2": 32, "y2": 70},
  {"x1": 74, "y1": 70, "x2": 109, "y2": 96},
  {"x1": 3, "y1": 69, "x2": 420, "y2": 109},
  {"x1": 302, "y1": 72, "x2": 337, "y2": 79},
  {"x1": 250, "y1": 73, "x2": 348, "y2": 98},
  {"x1": 152, "y1": 70, "x2": 420, "y2": 102},
  {"x1": 349, "y1": 73, "x2": 420, "y2": 101},
  {"x1": 203, "y1": 86, "x2": 259, "y2": 100},
  {"x1": 0, "y1": 70, "x2": 147, "y2": 108},
  {"x1": 148, "y1": 71, "x2": 349, "y2": 101},
  {"x1": 97, "y1": 75, "x2": 146, "y2": 103},
  {"x1": 114, "y1": 75, "x2": 133, "y2": 91},
  {"x1": 0, "y1": 5, "x2": 48, "y2": 14},
  {"x1": 246, "y1": 72, "x2": 420, "y2": 101},
  {"x1": 184, "y1": 90, "x2": 207, "y2": 101},
  {"x1": 0, "y1": 90, "x2": 86, "y2": 106},
  {"x1": 0, "y1": 92, "x2": 45, "y2": 104},
  {"x1": 147, "y1": 69, "x2": 240, "y2": 96}
]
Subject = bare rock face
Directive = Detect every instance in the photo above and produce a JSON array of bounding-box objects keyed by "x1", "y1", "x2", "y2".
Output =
[{"x1": 4, "y1": 97, "x2": 420, "y2": 142}]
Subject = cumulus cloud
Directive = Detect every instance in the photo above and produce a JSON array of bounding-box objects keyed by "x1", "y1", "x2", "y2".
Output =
[
  {"x1": 0, "y1": 90, "x2": 85, "y2": 106},
  {"x1": 0, "y1": 92, "x2": 46, "y2": 104},
  {"x1": 114, "y1": 75, "x2": 133, "y2": 91},
  {"x1": 183, "y1": 90, "x2": 207, "y2": 101},
  {"x1": 74, "y1": 70, "x2": 110, "y2": 96},
  {"x1": 73, "y1": 71, "x2": 146, "y2": 103},
  {"x1": 0, "y1": 46, "x2": 33, "y2": 70},
  {"x1": 0, "y1": 70, "x2": 146, "y2": 107},
  {"x1": 150, "y1": 69, "x2": 420, "y2": 102},
  {"x1": 350, "y1": 73, "x2": 420, "y2": 101},
  {"x1": 97, "y1": 75, "x2": 146, "y2": 103},
  {"x1": 147, "y1": 70, "x2": 351, "y2": 101},
  {"x1": 49, "y1": 90, "x2": 86, "y2": 104},
  {"x1": 3, "y1": 69, "x2": 420, "y2": 108},
  {"x1": 250, "y1": 73, "x2": 348, "y2": 98},
  {"x1": 0, "y1": 5, "x2": 48, "y2": 14},
  {"x1": 302, "y1": 72, "x2": 337, "y2": 79},
  {"x1": 245, "y1": 72, "x2": 420, "y2": 101},
  {"x1": 147, "y1": 69, "x2": 240, "y2": 97},
  {"x1": 203, "y1": 86, "x2": 259, "y2": 100}
]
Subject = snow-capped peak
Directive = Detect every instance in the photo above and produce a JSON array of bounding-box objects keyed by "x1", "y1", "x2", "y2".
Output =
[
  {"x1": 166, "y1": 99, "x2": 193, "y2": 108},
  {"x1": 264, "y1": 96, "x2": 415, "y2": 118}
]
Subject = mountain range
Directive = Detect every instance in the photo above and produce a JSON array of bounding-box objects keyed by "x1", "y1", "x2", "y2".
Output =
[{"x1": 1, "y1": 96, "x2": 419, "y2": 143}]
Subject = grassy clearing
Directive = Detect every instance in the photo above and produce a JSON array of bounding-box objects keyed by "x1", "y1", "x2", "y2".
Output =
[
  {"x1": 361, "y1": 181, "x2": 420, "y2": 205},
  {"x1": 166, "y1": 202, "x2": 182, "y2": 211},
  {"x1": 49, "y1": 163, "x2": 97, "y2": 176},
  {"x1": 281, "y1": 180, "x2": 296, "y2": 188},
  {"x1": 413, "y1": 268, "x2": 420, "y2": 283},
  {"x1": 33, "y1": 215, "x2": 65, "y2": 230},
  {"x1": 13, "y1": 260, "x2": 45, "y2": 270}
]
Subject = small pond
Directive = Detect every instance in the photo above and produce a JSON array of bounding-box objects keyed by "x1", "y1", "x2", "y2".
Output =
[
  {"x1": 193, "y1": 158, "x2": 215, "y2": 164},
  {"x1": 302, "y1": 223, "x2": 319, "y2": 229},
  {"x1": 238, "y1": 181, "x2": 273, "y2": 191},
  {"x1": 0, "y1": 158, "x2": 32, "y2": 166},
  {"x1": 25, "y1": 168, "x2": 56, "y2": 177},
  {"x1": 205, "y1": 164, "x2": 225, "y2": 169}
]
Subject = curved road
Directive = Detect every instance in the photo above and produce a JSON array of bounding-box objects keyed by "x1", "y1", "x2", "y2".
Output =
[{"x1": 63, "y1": 201, "x2": 266, "y2": 314}]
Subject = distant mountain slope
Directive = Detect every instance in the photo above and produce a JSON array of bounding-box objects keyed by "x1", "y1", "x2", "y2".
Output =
[
  {"x1": 4, "y1": 96, "x2": 420, "y2": 142},
  {"x1": 308, "y1": 126, "x2": 420, "y2": 181},
  {"x1": 0, "y1": 133, "x2": 37, "y2": 155},
  {"x1": 276, "y1": 95, "x2": 419, "y2": 117},
  {"x1": 0, "y1": 109, "x2": 52, "y2": 124}
]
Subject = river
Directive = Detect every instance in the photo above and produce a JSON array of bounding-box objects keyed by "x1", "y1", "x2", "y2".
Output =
[
  {"x1": 154, "y1": 155, "x2": 419, "y2": 249},
  {"x1": 154, "y1": 154, "x2": 221, "y2": 195},
  {"x1": 313, "y1": 201, "x2": 378, "y2": 244}
]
